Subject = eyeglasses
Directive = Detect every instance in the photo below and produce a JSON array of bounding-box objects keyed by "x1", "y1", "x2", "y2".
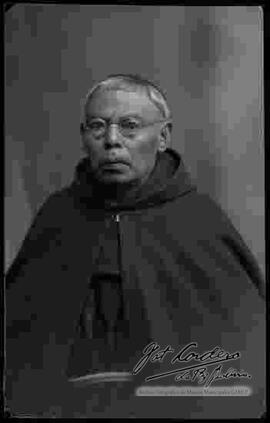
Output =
[{"x1": 81, "y1": 117, "x2": 171, "y2": 138}]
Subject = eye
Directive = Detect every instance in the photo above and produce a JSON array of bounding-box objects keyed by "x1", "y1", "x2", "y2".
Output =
[
  {"x1": 120, "y1": 119, "x2": 141, "y2": 131},
  {"x1": 87, "y1": 119, "x2": 105, "y2": 131}
]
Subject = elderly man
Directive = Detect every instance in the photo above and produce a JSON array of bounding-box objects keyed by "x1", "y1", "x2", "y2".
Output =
[{"x1": 5, "y1": 74, "x2": 265, "y2": 418}]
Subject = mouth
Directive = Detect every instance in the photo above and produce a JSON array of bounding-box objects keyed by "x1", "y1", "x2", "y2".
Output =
[
  {"x1": 101, "y1": 159, "x2": 130, "y2": 167},
  {"x1": 99, "y1": 160, "x2": 130, "y2": 175}
]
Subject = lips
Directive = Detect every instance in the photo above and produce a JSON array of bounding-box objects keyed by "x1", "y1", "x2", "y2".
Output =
[{"x1": 101, "y1": 158, "x2": 129, "y2": 166}]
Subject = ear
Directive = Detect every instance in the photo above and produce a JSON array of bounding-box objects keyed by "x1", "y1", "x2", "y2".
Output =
[
  {"x1": 158, "y1": 122, "x2": 172, "y2": 152},
  {"x1": 80, "y1": 122, "x2": 85, "y2": 135},
  {"x1": 80, "y1": 123, "x2": 89, "y2": 155}
]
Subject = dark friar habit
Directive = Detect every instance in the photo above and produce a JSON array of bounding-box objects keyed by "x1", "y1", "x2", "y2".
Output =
[{"x1": 5, "y1": 148, "x2": 265, "y2": 418}]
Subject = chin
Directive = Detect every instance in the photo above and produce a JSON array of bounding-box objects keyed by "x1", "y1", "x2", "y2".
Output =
[{"x1": 98, "y1": 172, "x2": 133, "y2": 185}]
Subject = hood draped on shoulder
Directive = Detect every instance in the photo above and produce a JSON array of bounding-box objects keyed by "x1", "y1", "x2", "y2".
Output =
[{"x1": 70, "y1": 148, "x2": 196, "y2": 210}]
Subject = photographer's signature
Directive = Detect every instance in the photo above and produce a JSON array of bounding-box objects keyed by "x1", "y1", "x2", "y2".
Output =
[{"x1": 132, "y1": 342, "x2": 251, "y2": 387}]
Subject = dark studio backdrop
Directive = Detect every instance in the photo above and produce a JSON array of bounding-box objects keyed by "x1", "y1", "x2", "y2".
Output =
[{"x1": 5, "y1": 5, "x2": 264, "y2": 276}]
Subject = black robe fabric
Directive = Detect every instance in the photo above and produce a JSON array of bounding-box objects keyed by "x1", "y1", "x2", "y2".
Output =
[{"x1": 5, "y1": 148, "x2": 265, "y2": 418}]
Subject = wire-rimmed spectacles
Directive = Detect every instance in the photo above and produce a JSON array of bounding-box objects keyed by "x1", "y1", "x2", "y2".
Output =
[{"x1": 81, "y1": 117, "x2": 171, "y2": 138}]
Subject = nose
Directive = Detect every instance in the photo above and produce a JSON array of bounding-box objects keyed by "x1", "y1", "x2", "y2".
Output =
[{"x1": 105, "y1": 123, "x2": 122, "y2": 146}]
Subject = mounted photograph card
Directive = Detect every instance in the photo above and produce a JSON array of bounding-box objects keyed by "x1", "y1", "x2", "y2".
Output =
[{"x1": 4, "y1": 4, "x2": 265, "y2": 419}]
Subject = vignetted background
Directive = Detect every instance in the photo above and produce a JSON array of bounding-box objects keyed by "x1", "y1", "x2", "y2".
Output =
[{"x1": 5, "y1": 5, "x2": 264, "y2": 275}]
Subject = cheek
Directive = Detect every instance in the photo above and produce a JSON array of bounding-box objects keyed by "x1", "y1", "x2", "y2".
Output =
[
  {"x1": 129, "y1": 133, "x2": 159, "y2": 161},
  {"x1": 83, "y1": 138, "x2": 102, "y2": 159}
]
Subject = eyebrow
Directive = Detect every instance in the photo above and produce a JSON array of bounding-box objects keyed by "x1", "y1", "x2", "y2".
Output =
[{"x1": 86, "y1": 113, "x2": 143, "y2": 121}]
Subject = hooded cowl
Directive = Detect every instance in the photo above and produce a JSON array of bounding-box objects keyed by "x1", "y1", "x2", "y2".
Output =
[
  {"x1": 5, "y1": 148, "x2": 265, "y2": 418},
  {"x1": 70, "y1": 147, "x2": 195, "y2": 210}
]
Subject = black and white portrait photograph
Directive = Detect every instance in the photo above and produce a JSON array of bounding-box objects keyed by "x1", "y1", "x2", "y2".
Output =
[{"x1": 4, "y1": 3, "x2": 266, "y2": 418}]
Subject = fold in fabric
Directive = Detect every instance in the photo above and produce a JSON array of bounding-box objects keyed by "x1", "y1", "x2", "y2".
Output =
[
  {"x1": 68, "y1": 371, "x2": 133, "y2": 385},
  {"x1": 66, "y1": 272, "x2": 149, "y2": 379}
]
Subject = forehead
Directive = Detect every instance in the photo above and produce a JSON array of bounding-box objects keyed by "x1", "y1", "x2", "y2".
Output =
[{"x1": 85, "y1": 88, "x2": 161, "y2": 120}]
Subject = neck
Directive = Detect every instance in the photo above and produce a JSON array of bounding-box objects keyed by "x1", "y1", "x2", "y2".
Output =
[
  {"x1": 92, "y1": 165, "x2": 157, "y2": 204},
  {"x1": 94, "y1": 179, "x2": 141, "y2": 201}
]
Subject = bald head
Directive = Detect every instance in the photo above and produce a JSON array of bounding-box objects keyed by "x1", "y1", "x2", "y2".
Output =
[{"x1": 82, "y1": 74, "x2": 171, "y2": 125}]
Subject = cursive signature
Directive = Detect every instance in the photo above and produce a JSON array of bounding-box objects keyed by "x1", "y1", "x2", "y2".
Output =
[
  {"x1": 174, "y1": 364, "x2": 251, "y2": 387},
  {"x1": 132, "y1": 342, "x2": 249, "y2": 385}
]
